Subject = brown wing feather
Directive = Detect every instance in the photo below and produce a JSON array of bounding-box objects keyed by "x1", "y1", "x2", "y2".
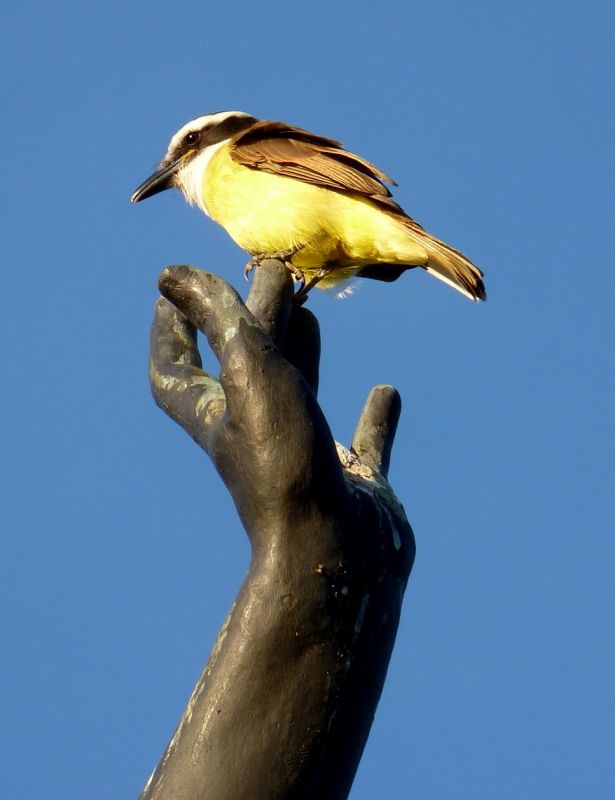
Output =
[{"x1": 230, "y1": 120, "x2": 405, "y2": 213}]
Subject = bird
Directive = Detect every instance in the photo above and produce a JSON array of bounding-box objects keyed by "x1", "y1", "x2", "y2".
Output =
[{"x1": 131, "y1": 111, "x2": 486, "y2": 301}]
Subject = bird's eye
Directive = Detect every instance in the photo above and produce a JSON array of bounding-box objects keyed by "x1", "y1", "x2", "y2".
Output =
[{"x1": 183, "y1": 131, "x2": 200, "y2": 147}]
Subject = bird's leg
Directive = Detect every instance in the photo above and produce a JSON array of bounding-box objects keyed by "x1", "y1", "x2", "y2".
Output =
[
  {"x1": 244, "y1": 244, "x2": 307, "y2": 283},
  {"x1": 293, "y1": 265, "x2": 334, "y2": 305}
]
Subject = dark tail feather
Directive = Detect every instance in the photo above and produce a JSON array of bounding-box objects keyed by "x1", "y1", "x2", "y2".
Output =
[
  {"x1": 393, "y1": 214, "x2": 487, "y2": 301},
  {"x1": 418, "y1": 228, "x2": 486, "y2": 301},
  {"x1": 358, "y1": 253, "x2": 486, "y2": 300},
  {"x1": 357, "y1": 264, "x2": 408, "y2": 283}
]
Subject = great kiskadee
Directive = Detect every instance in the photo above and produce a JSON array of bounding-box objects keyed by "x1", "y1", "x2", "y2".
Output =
[{"x1": 131, "y1": 111, "x2": 486, "y2": 301}]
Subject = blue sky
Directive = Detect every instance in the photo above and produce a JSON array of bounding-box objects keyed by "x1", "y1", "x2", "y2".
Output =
[{"x1": 2, "y1": 1, "x2": 614, "y2": 797}]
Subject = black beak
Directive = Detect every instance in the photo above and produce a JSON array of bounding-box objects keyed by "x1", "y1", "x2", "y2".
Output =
[{"x1": 130, "y1": 158, "x2": 181, "y2": 203}]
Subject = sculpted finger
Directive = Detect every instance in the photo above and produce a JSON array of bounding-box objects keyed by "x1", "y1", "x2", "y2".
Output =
[
  {"x1": 246, "y1": 261, "x2": 320, "y2": 395},
  {"x1": 150, "y1": 295, "x2": 202, "y2": 372},
  {"x1": 218, "y1": 318, "x2": 344, "y2": 480},
  {"x1": 245, "y1": 259, "x2": 294, "y2": 347},
  {"x1": 351, "y1": 385, "x2": 401, "y2": 479},
  {"x1": 149, "y1": 296, "x2": 225, "y2": 450},
  {"x1": 158, "y1": 266, "x2": 257, "y2": 362},
  {"x1": 283, "y1": 306, "x2": 321, "y2": 396}
]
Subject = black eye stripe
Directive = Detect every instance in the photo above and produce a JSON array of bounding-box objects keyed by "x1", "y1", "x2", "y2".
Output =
[
  {"x1": 199, "y1": 115, "x2": 258, "y2": 146},
  {"x1": 170, "y1": 114, "x2": 258, "y2": 162}
]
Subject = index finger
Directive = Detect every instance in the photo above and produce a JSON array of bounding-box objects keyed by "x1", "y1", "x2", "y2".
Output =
[{"x1": 158, "y1": 266, "x2": 258, "y2": 362}]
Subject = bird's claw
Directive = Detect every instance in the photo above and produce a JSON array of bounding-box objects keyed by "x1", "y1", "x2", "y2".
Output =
[
  {"x1": 287, "y1": 262, "x2": 305, "y2": 292},
  {"x1": 244, "y1": 258, "x2": 257, "y2": 282},
  {"x1": 244, "y1": 245, "x2": 307, "y2": 290}
]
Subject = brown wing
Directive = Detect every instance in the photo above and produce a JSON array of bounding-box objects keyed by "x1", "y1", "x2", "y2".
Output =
[{"x1": 229, "y1": 120, "x2": 406, "y2": 214}]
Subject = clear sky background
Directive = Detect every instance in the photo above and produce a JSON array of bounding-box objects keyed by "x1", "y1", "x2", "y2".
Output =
[{"x1": 2, "y1": 1, "x2": 613, "y2": 798}]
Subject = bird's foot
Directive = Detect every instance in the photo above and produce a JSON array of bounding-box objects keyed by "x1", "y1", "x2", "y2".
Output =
[
  {"x1": 292, "y1": 265, "x2": 334, "y2": 305},
  {"x1": 244, "y1": 244, "x2": 307, "y2": 283}
]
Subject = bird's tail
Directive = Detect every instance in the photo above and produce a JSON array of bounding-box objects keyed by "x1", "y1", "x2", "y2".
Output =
[
  {"x1": 418, "y1": 227, "x2": 486, "y2": 301},
  {"x1": 370, "y1": 212, "x2": 487, "y2": 301}
]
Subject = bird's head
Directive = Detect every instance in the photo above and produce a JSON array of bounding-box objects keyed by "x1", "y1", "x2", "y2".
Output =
[{"x1": 130, "y1": 111, "x2": 257, "y2": 209}]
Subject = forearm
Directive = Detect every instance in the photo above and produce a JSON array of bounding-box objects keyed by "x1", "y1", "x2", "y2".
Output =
[{"x1": 140, "y1": 497, "x2": 413, "y2": 800}]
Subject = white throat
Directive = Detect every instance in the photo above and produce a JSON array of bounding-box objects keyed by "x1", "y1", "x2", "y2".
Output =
[{"x1": 176, "y1": 139, "x2": 230, "y2": 217}]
